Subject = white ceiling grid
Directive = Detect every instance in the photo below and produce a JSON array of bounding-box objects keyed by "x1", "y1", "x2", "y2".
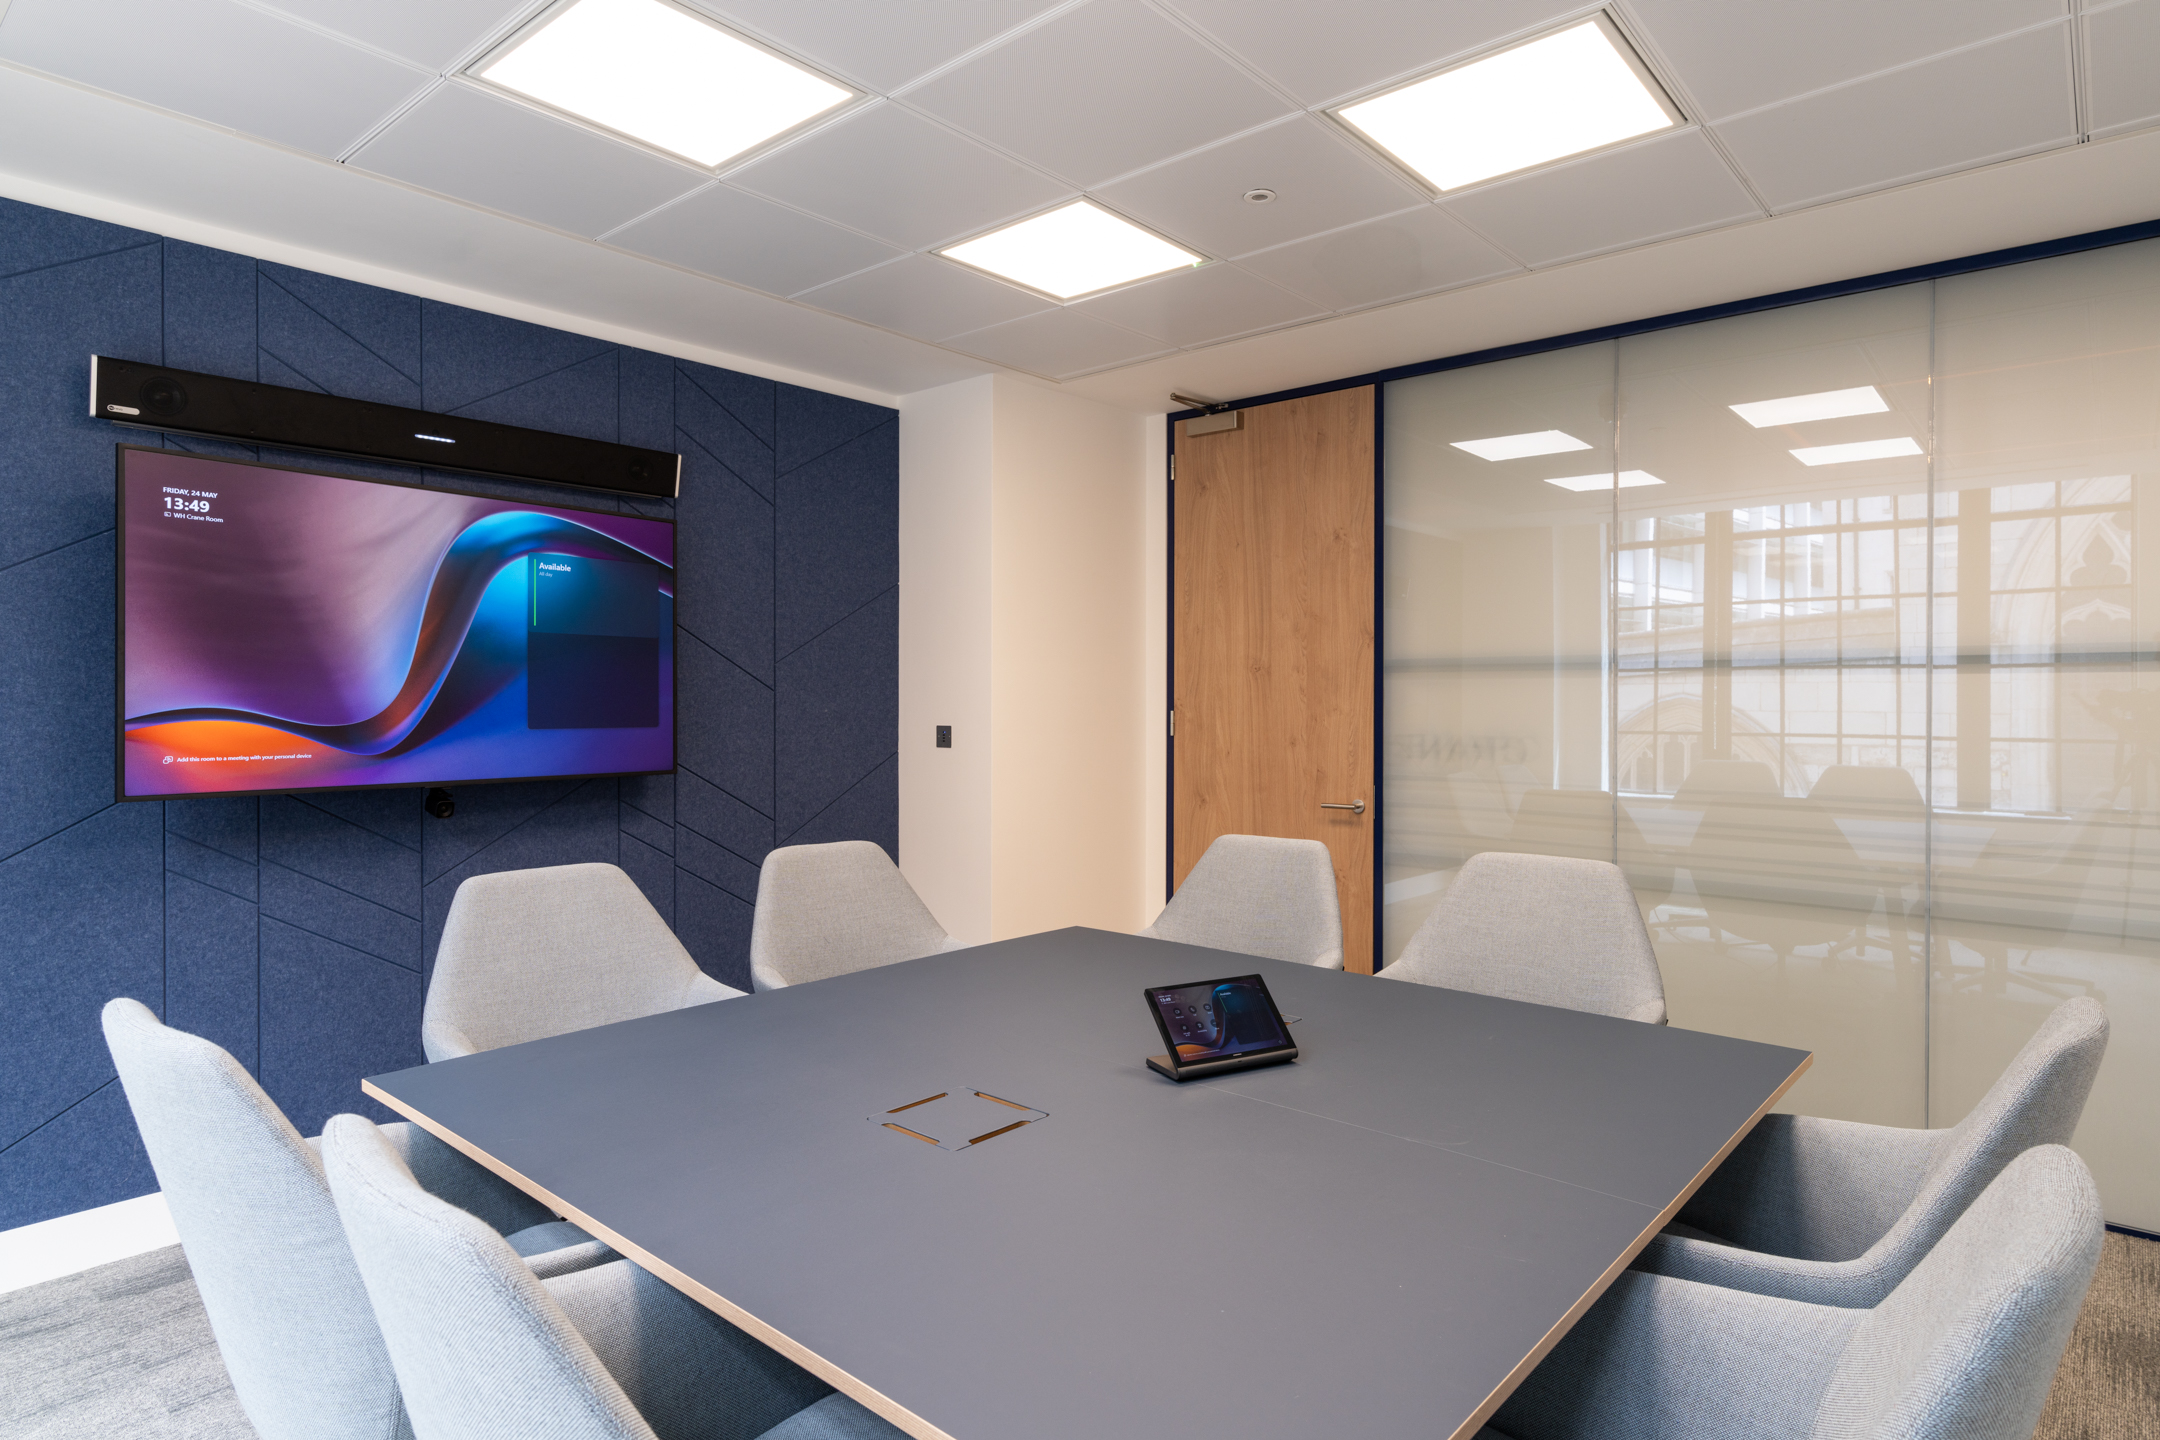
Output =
[{"x1": 0, "y1": 0, "x2": 2151, "y2": 386}]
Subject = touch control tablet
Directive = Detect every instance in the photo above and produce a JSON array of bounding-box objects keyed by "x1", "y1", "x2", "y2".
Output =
[{"x1": 1143, "y1": 973, "x2": 1298, "y2": 1082}]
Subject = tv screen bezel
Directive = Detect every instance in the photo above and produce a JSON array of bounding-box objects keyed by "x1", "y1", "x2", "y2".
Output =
[{"x1": 113, "y1": 441, "x2": 679, "y2": 804}]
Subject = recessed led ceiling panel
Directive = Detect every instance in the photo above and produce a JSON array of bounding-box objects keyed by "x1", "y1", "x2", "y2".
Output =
[
  {"x1": 477, "y1": 0, "x2": 853, "y2": 169},
  {"x1": 1729, "y1": 385, "x2": 1890, "y2": 428},
  {"x1": 1544, "y1": 470, "x2": 1664, "y2": 491},
  {"x1": 1791, "y1": 438, "x2": 1923, "y2": 466},
  {"x1": 939, "y1": 201, "x2": 1203, "y2": 301},
  {"x1": 1335, "y1": 19, "x2": 1678, "y2": 192},
  {"x1": 1451, "y1": 429, "x2": 1592, "y2": 461}
]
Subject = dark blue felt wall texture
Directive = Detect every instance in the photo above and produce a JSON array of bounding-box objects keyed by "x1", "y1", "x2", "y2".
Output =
[{"x1": 0, "y1": 196, "x2": 899, "y2": 1228}]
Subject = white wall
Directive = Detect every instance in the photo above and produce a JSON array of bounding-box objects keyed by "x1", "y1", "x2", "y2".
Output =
[{"x1": 899, "y1": 376, "x2": 1162, "y2": 941}]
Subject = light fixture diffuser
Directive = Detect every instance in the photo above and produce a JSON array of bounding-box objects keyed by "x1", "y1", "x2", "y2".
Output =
[
  {"x1": 1335, "y1": 19, "x2": 1678, "y2": 192},
  {"x1": 1544, "y1": 470, "x2": 1664, "y2": 491},
  {"x1": 939, "y1": 201, "x2": 1202, "y2": 301},
  {"x1": 477, "y1": 0, "x2": 853, "y2": 169},
  {"x1": 1451, "y1": 430, "x2": 1592, "y2": 461},
  {"x1": 1729, "y1": 386, "x2": 1889, "y2": 428},
  {"x1": 1790, "y1": 438, "x2": 1923, "y2": 467}
]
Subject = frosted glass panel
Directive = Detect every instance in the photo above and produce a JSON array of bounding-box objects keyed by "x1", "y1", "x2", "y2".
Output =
[{"x1": 1931, "y1": 240, "x2": 2160, "y2": 1230}]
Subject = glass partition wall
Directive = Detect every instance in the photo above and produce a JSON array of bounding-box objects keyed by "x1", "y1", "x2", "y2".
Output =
[{"x1": 1382, "y1": 240, "x2": 2160, "y2": 1228}]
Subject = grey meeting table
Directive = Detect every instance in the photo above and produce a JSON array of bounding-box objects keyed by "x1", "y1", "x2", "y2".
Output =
[{"x1": 365, "y1": 926, "x2": 1810, "y2": 1440}]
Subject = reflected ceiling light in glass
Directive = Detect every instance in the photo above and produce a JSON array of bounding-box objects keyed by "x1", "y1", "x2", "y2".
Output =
[
  {"x1": 1790, "y1": 437, "x2": 1924, "y2": 467},
  {"x1": 1543, "y1": 470, "x2": 1664, "y2": 491},
  {"x1": 1334, "y1": 19, "x2": 1679, "y2": 192},
  {"x1": 1729, "y1": 386, "x2": 1890, "y2": 428},
  {"x1": 1451, "y1": 430, "x2": 1593, "y2": 461},
  {"x1": 477, "y1": 0, "x2": 853, "y2": 168},
  {"x1": 939, "y1": 201, "x2": 1203, "y2": 300}
]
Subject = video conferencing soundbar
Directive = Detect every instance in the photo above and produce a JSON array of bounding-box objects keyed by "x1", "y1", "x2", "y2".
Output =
[{"x1": 90, "y1": 356, "x2": 680, "y2": 500}]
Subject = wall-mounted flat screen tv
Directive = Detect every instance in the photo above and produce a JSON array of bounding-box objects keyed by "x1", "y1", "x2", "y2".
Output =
[{"x1": 117, "y1": 445, "x2": 674, "y2": 800}]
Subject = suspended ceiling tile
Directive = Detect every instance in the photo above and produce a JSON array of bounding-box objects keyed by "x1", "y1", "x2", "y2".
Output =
[
  {"x1": 943, "y1": 308, "x2": 1172, "y2": 378},
  {"x1": 727, "y1": 102, "x2": 1069, "y2": 250},
  {"x1": 1096, "y1": 116, "x2": 1426, "y2": 261},
  {"x1": 1442, "y1": 130, "x2": 1761, "y2": 268},
  {"x1": 0, "y1": 0, "x2": 428, "y2": 157},
  {"x1": 1164, "y1": 0, "x2": 1567, "y2": 108},
  {"x1": 608, "y1": 184, "x2": 903, "y2": 296},
  {"x1": 256, "y1": 0, "x2": 528, "y2": 70},
  {"x1": 696, "y1": 0, "x2": 1062, "y2": 93},
  {"x1": 2085, "y1": 0, "x2": 2160, "y2": 139},
  {"x1": 902, "y1": 0, "x2": 1290, "y2": 189},
  {"x1": 1629, "y1": 0, "x2": 2064, "y2": 122},
  {"x1": 1067, "y1": 262, "x2": 1325, "y2": 348},
  {"x1": 348, "y1": 84, "x2": 706, "y2": 238},
  {"x1": 795, "y1": 254, "x2": 1051, "y2": 340},
  {"x1": 1236, "y1": 207, "x2": 1520, "y2": 312},
  {"x1": 1713, "y1": 24, "x2": 2076, "y2": 212}
]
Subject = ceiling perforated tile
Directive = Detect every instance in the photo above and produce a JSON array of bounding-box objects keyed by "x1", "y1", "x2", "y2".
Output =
[
  {"x1": 1714, "y1": 23, "x2": 2077, "y2": 212},
  {"x1": 349, "y1": 84, "x2": 708, "y2": 238},
  {"x1": 0, "y1": 0, "x2": 428, "y2": 157},
  {"x1": 1235, "y1": 206, "x2": 1520, "y2": 312},
  {"x1": 944, "y1": 307, "x2": 1173, "y2": 378},
  {"x1": 1096, "y1": 116, "x2": 1426, "y2": 261},
  {"x1": 2084, "y1": 0, "x2": 2160, "y2": 138},
  {"x1": 1442, "y1": 129, "x2": 1761, "y2": 267},
  {"x1": 1165, "y1": 0, "x2": 1569, "y2": 108},
  {"x1": 902, "y1": 0, "x2": 1291, "y2": 188},
  {"x1": 727, "y1": 102, "x2": 1070, "y2": 250},
  {"x1": 696, "y1": 0, "x2": 1062, "y2": 93},
  {"x1": 257, "y1": 0, "x2": 529, "y2": 70},
  {"x1": 1067, "y1": 261, "x2": 1326, "y2": 348},
  {"x1": 607, "y1": 183, "x2": 903, "y2": 296},
  {"x1": 796, "y1": 253, "x2": 1052, "y2": 339},
  {"x1": 1628, "y1": 0, "x2": 2064, "y2": 122}
]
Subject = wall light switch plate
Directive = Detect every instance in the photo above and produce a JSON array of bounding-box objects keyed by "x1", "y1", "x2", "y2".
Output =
[{"x1": 935, "y1": 725, "x2": 952, "y2": 748}]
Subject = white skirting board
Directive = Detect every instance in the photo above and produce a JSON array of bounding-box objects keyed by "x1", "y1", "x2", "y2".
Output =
[{"x1": 0, "y1": 1193, "x2": 178, "y2": 1296}]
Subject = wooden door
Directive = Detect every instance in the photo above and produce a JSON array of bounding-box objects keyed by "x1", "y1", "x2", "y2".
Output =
[{"x1": 1172, "y1": 387, "x2": 1376, "y2": 971}]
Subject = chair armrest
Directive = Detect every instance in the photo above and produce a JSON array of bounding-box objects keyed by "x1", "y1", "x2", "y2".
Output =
[
  {"x1": 421, "y1": 1016, "x2": 480, "y2": 1062},
  {"x1": 683, "y1": 972, "x2": 747, "y2": 1006},
  {"x1": 1491, "y1": 1270, "x2": 1856, "y2": 1440},
  {"x1": 377, "y1": 1120, "x2": 556, "y2": 1237},
  {"x1": 546, "y1": 1260, "x2": 832, "y2": 1438},
  {"x1": 1625, "y1": 998, "x2": 1668, "y2": 1024},
  {"x1": 1676, "y1": 1113, "x2": 1940, "y2": 1262},
  {"x1": 1633, "y1": 1230, "x2": 1914, "y2": 1309}
]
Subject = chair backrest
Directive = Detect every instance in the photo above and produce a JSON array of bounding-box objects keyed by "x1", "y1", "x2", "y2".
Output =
[
  {"x1": 1808, "y1": 765, "x2": 1925, "y2": 812},
  {"x1": 321, "y1": 1115, "x2": 657, "y2": 1440},
  {"x1": 100, "y1": 998, "x2": 406, "y2": 1440},
  {"x1": 1869, "y1": 997, "x2": 2108, "y2": 1273},
  {"x1": 1141, "y1": 834, "x2": 1344, "y2": 969},
  {"x1": 1380, "y1": 850, "x2": 1667, "y2": 1022},
  {"x1": 748, "y1": 841, "x2": 955, "y2": 990},
  {"x1": 1813, "y1": 1145, "x2": 2103, "y2": 1440},
  {"x1": 424, "y1": 862, "x2": 725, "y2": 1059}
]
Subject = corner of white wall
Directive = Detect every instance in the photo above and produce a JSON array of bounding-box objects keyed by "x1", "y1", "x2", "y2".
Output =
[{"x1": 898, "y1": 375, "x2": 997, "y2": 944}]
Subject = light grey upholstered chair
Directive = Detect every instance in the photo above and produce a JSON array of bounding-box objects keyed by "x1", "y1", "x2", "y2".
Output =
[
  {"x1": 748, "y1": 840, "x2": 966, "y2": 991},
  {"x1": 1476, "y1": 1145, "x2": 2103, "y2": 1440},
  {"x1": 102, "y1": 997, "x2": 610, "y2": 1440},
  {"x1": 1638, "y1": 995, "x2": 2108, "y2": 1308},
  {"x1": 322, "y1": 1114, "x2": 907, "y2": 1440},
  {"x1": 425, "y1": 861, "x2": 743, "y2": 1061},
  {"x1": 1140, "y1": 834, "x2": 1345, "y2": 969},
  {"x1": 1376, "y1": 851, "x2": 1667, "y2": 1022}
]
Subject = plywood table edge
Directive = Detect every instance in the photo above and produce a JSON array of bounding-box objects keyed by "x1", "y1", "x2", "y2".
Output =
[
  {"x1": 1440, "y1": 1049, "x2": 1815, "y2": 1440},
  {"x1": 360, "y1": 1078, "x2": 958, "y2": 1440}
]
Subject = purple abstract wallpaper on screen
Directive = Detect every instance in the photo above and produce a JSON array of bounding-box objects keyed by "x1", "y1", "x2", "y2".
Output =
[{"x1": 119, "y1": 447, "x2": 674, "y2": 798}]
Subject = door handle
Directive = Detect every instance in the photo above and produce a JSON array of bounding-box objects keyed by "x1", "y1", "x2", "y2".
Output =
[{"x1": 1322, "y1": 800, "x2": 1366, "y2": 815}]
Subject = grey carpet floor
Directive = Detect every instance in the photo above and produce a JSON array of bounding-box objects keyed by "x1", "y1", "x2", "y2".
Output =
[{"x1": 3, "y1": 1233, "x2": 2156, "y2": 1439}]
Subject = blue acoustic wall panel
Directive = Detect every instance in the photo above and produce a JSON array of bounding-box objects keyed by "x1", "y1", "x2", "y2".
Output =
[{"x1": 0, "y1": 195, "x2": 899, "y2": 1225}]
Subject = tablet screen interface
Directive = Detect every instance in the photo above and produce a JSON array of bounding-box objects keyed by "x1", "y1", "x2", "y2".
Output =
[{"x1": 1146, "y1": 975, "x2": 1290, "y2": 1065}]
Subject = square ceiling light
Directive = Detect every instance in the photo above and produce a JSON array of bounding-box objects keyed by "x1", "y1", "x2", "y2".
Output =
[
  {"x1": 1545, "y1": 470, "x2": 1663, "y2": 491},
  {"x1": 939, "y1": 201, "x2": 1203, "y2": 301},
  {"x1": 1452, "y1": 430, "x2": 1592, "y2": 461},
  {"x1": 476, "y1": 0, "x2": 853, "y2": 169},
  {"x1": 1729, "y1": 386, "x2": 1890, "y2": 428},
  {"x1": 1334, "y1": 17, "x2": 1679, "y2": 192},
  {"x1": 1791, "y1": 438, "x2": 1923, "y2": 467}
]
